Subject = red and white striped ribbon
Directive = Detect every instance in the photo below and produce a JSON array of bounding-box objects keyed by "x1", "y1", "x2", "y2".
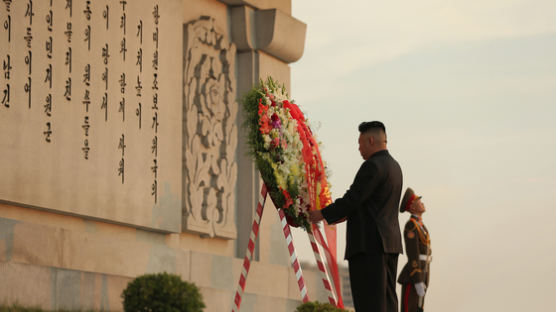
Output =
[
  {"x1": 277, "y1": 208, "x2": 310, "y2": 303},
  {"x1": 308, "y1": 228, "x2": 337, "y2": 306},
  {"x1": 231, "y1": 184, "x2": 268, "y2": 312}
]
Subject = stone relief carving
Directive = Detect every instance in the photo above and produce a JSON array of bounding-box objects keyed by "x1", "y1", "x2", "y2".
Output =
[{"x1": 183, "y1": 17, "x2": 238, "y2": 239}]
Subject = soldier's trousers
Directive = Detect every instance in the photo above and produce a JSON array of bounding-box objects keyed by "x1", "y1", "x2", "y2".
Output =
[{"x1": 400, "y1": 283, "x2": 425, "y2": 312}]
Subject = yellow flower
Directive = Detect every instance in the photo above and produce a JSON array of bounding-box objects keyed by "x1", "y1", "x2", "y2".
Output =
[{"x1": 289, "y1": 163, "x2": 300, "y2": 177}]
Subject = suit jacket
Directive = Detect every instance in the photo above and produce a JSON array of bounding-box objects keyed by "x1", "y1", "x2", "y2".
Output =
[
  {"x1": 397, "y1": 216, "x2": 431, "y2": 285},
  {"x1": 321, "y1": 149, "x2": 403, "y2": 259}
]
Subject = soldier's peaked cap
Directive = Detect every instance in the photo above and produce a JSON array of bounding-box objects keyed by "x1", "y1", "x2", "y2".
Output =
[{"x1": 400, "y1": 187, "x2": 422, "y2": 212}]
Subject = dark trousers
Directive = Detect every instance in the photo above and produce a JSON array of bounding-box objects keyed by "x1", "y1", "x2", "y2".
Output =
[
  {"x1": 348, "y1": 253, "x2": 399, "y2": 312},
  {"x1": 400, "y1": 283, "x2": 425, "y2": 312}
]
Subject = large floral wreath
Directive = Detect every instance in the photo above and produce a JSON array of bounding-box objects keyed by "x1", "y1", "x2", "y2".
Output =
[{"x1": 244, "y1": 77, "x2": 332, "y2": 231}]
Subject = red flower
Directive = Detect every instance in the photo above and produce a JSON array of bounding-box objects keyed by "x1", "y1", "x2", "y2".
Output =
[
  {"x1": 282, "y1": 189, "x2": 293, "y2": 208},
  {"x1": 271, "y1": 137, "x2": 280, "y2": 148},
  {"x1": 258, "y1": 100, "x2": 268, "y2": 116},
  {"x1": 259, "y1": 114, "x2": 271, "y2": 134}
]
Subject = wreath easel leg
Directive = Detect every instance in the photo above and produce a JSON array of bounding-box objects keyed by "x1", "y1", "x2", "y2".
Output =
[
  {"x1": 307, "y1": 228, "x2": 338, "y2": 306},
  {"x1": 231, "y1": 184, "x2": 268, "y2": 312},
  {"x1": 277, "y1": 208, "x2": 310, "y2": 303}
]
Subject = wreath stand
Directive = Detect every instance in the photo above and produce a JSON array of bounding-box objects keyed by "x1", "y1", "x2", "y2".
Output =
[{"x1": 231, "y1": 184, "x2": 339, "y2": 312}]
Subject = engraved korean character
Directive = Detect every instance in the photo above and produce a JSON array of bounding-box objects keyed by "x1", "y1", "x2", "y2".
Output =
[
  {"x1": 136, "y1": 48, "x2": 142, "y2": 72},
  {"x1": 102, "y1": 67, "x2": 108, "y2": 90},
  {"x1": 135, "y1": 75, "x2": 142, "y2": 97},
  {"x1": 65, "y1": 22, "x2": 72, "y2": 43},
  {"x1": 118, "y1": 158, "x2": 124, "y2": 183},
  {"x1": 101, "y1": 92, "x2": 108, "y2": 121},
  {"x1": 1, "y1": 84, "x2": 9, "y2": 107},
  {"x1": 83, "y1": 1, "x2": 91, "y2": 20},
  {"x1": 151, "y1": 158, "x2": 158, "y2": 178},
  {"x1": 44, "y1": 122, "x2": 52, "y2": 143},
  {"x1": 152, "y1": 92, "x2": 158, "y2": 110},
  {"x1": 3, "y1": 55, "x2": 11, "y2": 79},
  {"x1": 151, "y1": 135, "x2": 157, "y2": 157},
  {"x1": 3, "y1": 15, "x2": 10, "y2": 42},
  {"x1": 83, "y1": 139, "x2": 90, "y2": 159},
  {"x1": 151, "y1": 180, "x2": 157, "y2": 202},
  {"x1": 82, "y1": 89, "x2": 90, "y2": 112},
  {"x1": 25, "y1": 50, "x2": 32, "y2": 75},
  {"x1": 65, "y1": 0, "x2": 72, "y2": 17},
  {"x1": 152, "y1": 5, "x2": 159, "y2": 25},
  {"x1": 118, "y1": 134, "x2": 126, "y2": 156},
  {"x1": 24, "y1": 27, "x2": 32, "y2": 48},
  {"x1": 102, "y1": 5, "x2": 109, "y2": 30},
  {"x1": 45, "y1": 9, "x2": 53, "y2": 32},
  {"x1": 135, "y1": 102, "x2": 141, "y2": 129},
  {"x1": 152, "y1": 50, "x2": 158, "y2": 71},
  {"x1": 119, "y1": 97, "x2": 125, "y2": 121},
  {"x1": 152, "y1": 27, "x2": 158, "y2": 50},
  {"x1": 44, "y1": 63, "x2": 52, "y2": 88},
  {"x1": 3, "y1": 1, "x2": 12, "y2": 12},
  {"x1": 82, "y1": 116, "x2": 90, "y2": 136},
  {"x1": 120, "y1": 37, "x2": 127, "y2": 61},
  {"x1": 120, "y1": 13, "x2": 126, "y2": 35},
  {"x1": 64, "y1": 77, "x2": 72, "y2": 101},
  {"x1": 152, "y1": 73, "x2": 158, "y2": 90},
  {"x1": 151, "y1": 111, "x2": 158, "y2": 133},
  {"x1": 102, "y1": 43, "x2": 110, "y2": 65},
  {"x1": 24, "y1": 77, "x2": 31, "y2": 108},
  {"x1": 44, "y1": 93, "x2": 52, "y2": 116},
  {"x1": 46, "y1": 36, "x2": 53, "y2": 58},
  {"x1": 84, "y1": 25, "x2": 91, "y2": 51},
  {"x1": 119, "y1": 73, "x2": 126, "y2": 93},
  {"x1": 83, "y1": 64, "x2": 91, "y2": 86},
  {"x1": 65, "y1": 47, "x2": 72, "y2": 73},
  {"x1": 25, "y1": 0, "x2": 34, "y2": 25},
  {"x1": 137, "y1": 20, "x2": 142, "y2": 44}
]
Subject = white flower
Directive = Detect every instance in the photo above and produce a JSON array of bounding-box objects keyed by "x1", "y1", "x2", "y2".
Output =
[{"x1": 263, "y1": 134, "x2": 271, "y2": 149}]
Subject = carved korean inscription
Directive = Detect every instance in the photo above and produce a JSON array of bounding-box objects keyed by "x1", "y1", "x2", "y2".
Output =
[{"x1": 0, "y1": 0, "x2": 182, "y2": 233}]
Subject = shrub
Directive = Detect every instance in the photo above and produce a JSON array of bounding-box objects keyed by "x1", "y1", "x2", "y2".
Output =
[
  {"x1": 0, "y1": 305, "x2": 43, "y2": 312},
  {"x1": 0, "y1": 303, "x2": 93, "y2": 312},
  {"x1": 121, "y1": 272, "x2": 205, "y2": 312},
  {"x1": 295, "y1": 301, "x2": 349, "y2": 312}
]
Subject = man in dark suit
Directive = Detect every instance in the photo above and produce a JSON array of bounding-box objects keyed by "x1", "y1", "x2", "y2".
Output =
[{"x1": 309, "y1": 121, "x2": 403, "y2": 312}]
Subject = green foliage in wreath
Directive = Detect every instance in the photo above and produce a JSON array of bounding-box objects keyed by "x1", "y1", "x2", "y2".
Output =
[{"x1": 295, "y1": 301, "x2": 349, "y2": 312}]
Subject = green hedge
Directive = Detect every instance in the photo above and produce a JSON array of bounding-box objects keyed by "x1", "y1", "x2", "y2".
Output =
[
  {"x1": 121, "y1": 272, "x2": 205, "y2": 312},
  {"x1": 295, "y1": 301, "x2": 349, "y2": 312},
  {"x1": 0, "y1": 305, "x2": 93, "y2": 312},
  {"x1": 0, "y1": 305, "x2": 43, "y2": 312}
]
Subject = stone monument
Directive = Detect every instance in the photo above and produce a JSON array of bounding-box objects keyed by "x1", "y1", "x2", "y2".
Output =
[{"x1": 0, "y1": 1, "x2": 333, "y2": 311}]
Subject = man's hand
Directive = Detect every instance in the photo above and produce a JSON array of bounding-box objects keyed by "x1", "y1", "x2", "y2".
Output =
[
  {"x1": 415, "y1": 282, "x2": 426, "y2": 297},
  {"x1": 308, "y1": 210, "x2": 324, "y2": 223}
]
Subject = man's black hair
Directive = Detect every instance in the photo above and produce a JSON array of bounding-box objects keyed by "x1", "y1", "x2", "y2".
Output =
[{"x1": 358, "y1": 121, "x2": 386, "y2": 134}]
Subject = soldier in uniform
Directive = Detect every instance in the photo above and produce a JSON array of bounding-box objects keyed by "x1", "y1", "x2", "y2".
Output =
[{"x1": 397, "y1": 188, "x2": 432, "y2": 312}]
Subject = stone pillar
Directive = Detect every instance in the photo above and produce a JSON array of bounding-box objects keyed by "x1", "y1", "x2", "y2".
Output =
[{"x1": 228, "y1": 3, "x2": 306, "y2": 262}]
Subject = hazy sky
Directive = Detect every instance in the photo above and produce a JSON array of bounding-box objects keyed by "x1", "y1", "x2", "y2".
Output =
[{"x1": 289, "y1": 1, "x2": 556, "y2": 310}]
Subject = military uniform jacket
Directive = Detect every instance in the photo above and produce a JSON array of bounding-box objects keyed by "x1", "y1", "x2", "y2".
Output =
[{"x1": 397, "y1": 215, "x2": 431, "y2": 285}]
